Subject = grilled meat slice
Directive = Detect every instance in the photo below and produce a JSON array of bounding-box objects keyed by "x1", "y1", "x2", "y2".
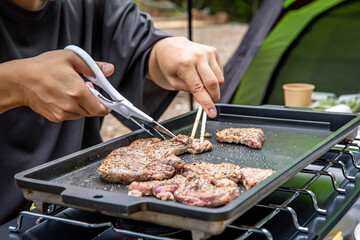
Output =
[
  {"x1": 174, "y1": 175, "x2": 240, "y2": 207},
  {"x1": 129, "y1": 174, "x2": 187, "y2": 201},
  {"x1": 128, "y1": 162, "x2": 242, "y2": 200},
  {"x1": 99, "y1": 154, "x2": 183, "y2": 183},
  {"x1": 128, "y1": 161, "x2": 275, "y2": 207},
  {"x1": 173, "y1": 135, "x2": 213, "y2": 154},
  {"x1": 240, "y1": 168, "x2": 275, "y2": 190},
  {"x1": 184, "y1": 161, "x2": 242, "y2": 183},
  {"x1": 204, "y1": 132, "x2": 212, "y2": 138},
  {"x1": 216, "y1": 128, "x2": 265, "y2": 149},
  {"x1": 98, "y1": 135, "x2": 213, "y2": 183}
]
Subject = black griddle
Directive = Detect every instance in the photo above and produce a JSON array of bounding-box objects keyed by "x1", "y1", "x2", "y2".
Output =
[{"x1": 14, "y1": 104, "x2": 360, "y2": 234}]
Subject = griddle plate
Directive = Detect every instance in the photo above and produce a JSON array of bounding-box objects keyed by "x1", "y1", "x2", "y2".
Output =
[{"x1": 15, "y1": 105, "x2": 360, "y2": 222}]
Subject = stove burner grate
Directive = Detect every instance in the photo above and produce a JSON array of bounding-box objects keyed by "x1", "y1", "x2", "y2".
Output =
[
  {"x1": 116, "y1": 218, "x2": 184, "y2": 237},
  {"x1": 229, "y1": 136, "x2": 360, "y2": 239}
]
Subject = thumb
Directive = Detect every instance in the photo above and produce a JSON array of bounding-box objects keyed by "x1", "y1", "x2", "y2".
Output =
[
  {"x1": 66, "y1": 50, "x2": 114, "y2": 77},
  {"x1": 96, "y1": 62, "x2": 114, "y2": 77}
]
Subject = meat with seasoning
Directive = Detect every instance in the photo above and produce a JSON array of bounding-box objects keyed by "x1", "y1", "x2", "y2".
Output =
[
  {"x1": 128, "y1": 174, "x2": 187, "y2": 200},
  {"x1": 183, "y1": 161, "x2": 242, "y2": 183},
  {"x1": 97, "y1": 135, "x2": 213, "y2": 183},
  {"x1": 173, "y1": 175, "x2": 240, "y2": 207},
  {"x1": 128, "y1": 161, "x2": 275, "y2": 207},
  {"x1": 216, "y1": 128, "x2": 265, "y2": 149},
  {"x1": 240, "y1": 168, "x2": 275, "y2": 190}
]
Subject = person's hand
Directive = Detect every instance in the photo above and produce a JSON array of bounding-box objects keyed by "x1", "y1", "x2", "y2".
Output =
[
  {"x1": 0, "y1": 50, "x2": 114, "y2": 122},
  {"x1": 147, "y1": 36, "x2": 224, "y2": 118}
]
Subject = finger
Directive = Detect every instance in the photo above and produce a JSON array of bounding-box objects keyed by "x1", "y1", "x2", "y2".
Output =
[
  {"x1": 209, "y1": 57, "x2": 224, "y2": 88},
  {"x1": 64, "y1": 51, "x2": 112, "y2": 116},
  {"x1": 79, "y1": 96, "x2": 111, "y2": 116},
  {"x1": 79, "y1": 83, "x2": 112, "y2": 116},
  {"x1": 63, "y1": 76, "x2": 111, "y2": 117},
  {"x1": 96, "y1": 61, "x2": 114, "y2": 77},
  {"x1": 38, "y1": 106, "x2": 85, "y2": 122},
  {"x1": 55, "y1": 96, "x2": 110, "y2": 120},
  {"x1": 214, "y1": 50, "x2": 224, "y2": 74},
  {"x1": 55, "y1": 111, "x2": 83, "y2": 122},
  {"x1": 65, "y1": 50, "x2": 114, "y2": 77},
  {"x1": 85, "y1": 81, "x2": 95, "y2": 89},
  {"x1": 181, "y1": 66, "x2": 217, "y2": 118},
  {"x1": 84, "y1": 81, "x2": 112, "y2": 113},
  {"x1": 196, "y1": 61, "x2": 221, "y2": 102}
]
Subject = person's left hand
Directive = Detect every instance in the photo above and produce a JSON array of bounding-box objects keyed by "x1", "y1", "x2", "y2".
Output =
[{"x1": 147, "y1": 37, "x2": 224, "y2": 118}]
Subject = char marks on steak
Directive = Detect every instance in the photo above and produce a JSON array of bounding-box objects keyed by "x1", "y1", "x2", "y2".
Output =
[
  {"x1": 240, "y1": 168, "x2": 275, "y2": 190},
  {"x1": 216, "y1": 128, "x2": 265, "y2": 149},
  {"x1": 98, "y1": 135, "x2": 213, "y2": 183}
]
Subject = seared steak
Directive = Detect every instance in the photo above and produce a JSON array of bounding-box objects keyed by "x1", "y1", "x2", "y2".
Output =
[
  {"x1": 128, "y1": 161, "x2": 275, "y2": 207},
  {"x1": 240, "y1": 168, "x2": 275, "y2": 190},
  {"x1": 216, "y1": 128, "x2": 265, "y2": 149},
  {"x1": 174, "y1": 175, "x2": 240, "y2": 207},
  {"x1": 129, "y1": 174, "x2": 187, "y2": 200},
  {"x1": 184, "y1": 161, "x2": 242, "y2": 183},
  {"x1": 129, "y1": 173, "x2": 241, "y2": 207},
  {"x1": 98, "y1": 135, "x2": 213, "y2": 183},
  {"x1": 129, "y1": 162, "x2": 242, "y2": 200}
]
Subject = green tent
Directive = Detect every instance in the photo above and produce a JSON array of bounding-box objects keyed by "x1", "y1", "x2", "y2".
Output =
[{"x1": 221, "y1": 0, "x2": 360, "y2": 106}]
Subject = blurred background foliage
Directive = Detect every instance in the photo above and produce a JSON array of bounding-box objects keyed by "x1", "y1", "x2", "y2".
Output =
[{"x1": 134, "y1": 0, "x2": 265, "y2": 23}]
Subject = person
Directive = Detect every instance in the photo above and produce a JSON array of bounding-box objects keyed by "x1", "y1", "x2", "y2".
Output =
[{"x1": 0, "y1": 0, "x2": 224, "y2": 225}]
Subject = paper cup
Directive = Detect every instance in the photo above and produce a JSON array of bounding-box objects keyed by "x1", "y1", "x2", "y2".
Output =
[{"x1": 283, "y1": 83, "x2": 315, "y2": 107}]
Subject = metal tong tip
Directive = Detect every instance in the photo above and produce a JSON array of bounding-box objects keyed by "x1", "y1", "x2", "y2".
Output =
[
  {"x1": 154, "y1": 121, "x2": 176, "y2": 138},
  {"x1": 130, "y1": 118, "x2": 175, "y2": 140}
]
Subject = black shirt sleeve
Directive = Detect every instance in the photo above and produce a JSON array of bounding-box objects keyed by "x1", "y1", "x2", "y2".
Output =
[{"x1": 89, "y1": 0, "x2": 177, "y2": 127}]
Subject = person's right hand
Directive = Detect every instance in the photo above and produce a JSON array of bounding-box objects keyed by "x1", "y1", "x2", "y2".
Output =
[{"x1": 0, "y1": 50, "x2": 114, "y2": 122}]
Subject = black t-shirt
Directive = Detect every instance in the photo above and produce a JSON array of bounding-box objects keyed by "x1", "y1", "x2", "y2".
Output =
[{"x1": 0, "y1": 0, "x2": 174, "y2": 224}]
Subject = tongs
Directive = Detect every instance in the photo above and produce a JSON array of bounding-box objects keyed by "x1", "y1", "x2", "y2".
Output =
[{"x1": 65, "y1": 45, "x2": 175, "y2": 140}]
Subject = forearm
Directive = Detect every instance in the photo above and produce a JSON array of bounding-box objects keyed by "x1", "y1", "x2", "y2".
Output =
[{"x1": 0, "y1": 60, "x2": 24, "y2": 113}]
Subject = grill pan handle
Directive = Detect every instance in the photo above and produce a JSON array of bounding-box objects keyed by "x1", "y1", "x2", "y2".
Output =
[{"x1": 61, "y1": 187, "x2": 145, "y2": 214}]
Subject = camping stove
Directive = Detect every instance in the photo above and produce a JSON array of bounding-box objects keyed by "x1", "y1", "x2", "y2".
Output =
[{"x1": 2, "y1": 136, "x2": 360, "y2": 240}]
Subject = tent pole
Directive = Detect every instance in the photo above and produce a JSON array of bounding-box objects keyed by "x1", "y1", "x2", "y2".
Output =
[{"x1": 187, "y1": 0, "x2": 194, "y2": 111}]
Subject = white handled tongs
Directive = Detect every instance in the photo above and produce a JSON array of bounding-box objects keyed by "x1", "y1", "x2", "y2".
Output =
[{"x1": 65, "y1": 45, "x2": 175, "y2": 140}]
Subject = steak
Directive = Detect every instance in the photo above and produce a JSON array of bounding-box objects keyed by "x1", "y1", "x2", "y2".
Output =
[
  {"x1": 129, "y1": 174, "x2": 187, "y2": 200},
  {"x1": 240, "y1": 168, "x2": 275, "y2": 190},
  {"x1": 173, "y1": 175, "x2": 240, "y2": 207},
  {"x1": 129, "y1": 173, "x2": 241, "y2": 207},
  {"x1": 184, "y1": 161, "x2": 242, "y2": 183},
  {"x1": 128, "y1": 161, "x2": 275, "y2": 207},
  {"x1": 98, "y1": 135, "x2": 213, "y2": 183},
  {"x1": 216, "y1": 128, "x2": 265, "y2": 149}
]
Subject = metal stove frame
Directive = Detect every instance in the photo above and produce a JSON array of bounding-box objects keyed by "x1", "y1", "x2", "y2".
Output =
[{"x1": 8, "y1": 137, "x2": 360, "y2": 240}]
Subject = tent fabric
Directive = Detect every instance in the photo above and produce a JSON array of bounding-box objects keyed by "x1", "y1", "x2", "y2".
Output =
[
  {"x1": 230, "y1": 0, "x2": 347, "y2": 106},
  {"x1": 284, "y1": 0, "x2": 298, "y2": 8},
  {"x1": 264, "y1": 0, "x2": 360, "y2": 104},
  {"x1": 219, "y1": 0, "x2": 285, "y2": 103}
]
